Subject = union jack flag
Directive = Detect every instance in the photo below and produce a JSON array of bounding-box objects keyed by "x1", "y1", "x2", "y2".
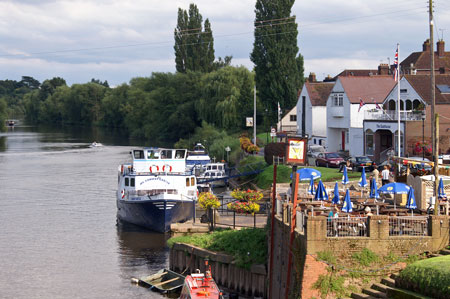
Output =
[
  {"x1": 393, "y1": 45, "x2": 399, "y2": 81},
  {"x1": 376, "y1": 103, "x2": 382, "y2": 110},
  {"x1": 358, "y1": 99, "x2": 365, "y2": 112}
]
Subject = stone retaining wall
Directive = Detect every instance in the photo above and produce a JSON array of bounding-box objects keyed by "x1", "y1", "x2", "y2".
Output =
[{"x1": 169, "y1": 242, "x2": 266, "y2": 297}]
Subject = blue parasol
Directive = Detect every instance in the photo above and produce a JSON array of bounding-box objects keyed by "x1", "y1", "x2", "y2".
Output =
[
  {"x1": 369, "y1": 178, "x2": 379, "y2": 199},
  {"x1": 332, "y1": 182, "x2": 340, "y2": 204},
  {"x1": 291, "y1": 168, "x2": 322, "y2": 181},
  {"x1": 342, "y1": 189, "x2": 353, "y2": 213},
  {"x1": 308, "y1": 177, "x2": 316, "y2": 195},
  {"x1": 438, "y1": 177, "x2": 447, "y2": 200},
  {"x1": 359, "y1": 167, "x2": 368, "y2": 188},
  {"x1": 377, "y1": 182, "x2": 410, "y2": 194},
  {"x1": 406, "y1": 187, "x2": 417, "y2": 210},
  {"x1": 342, "y1": 166, "x2": 349, "y2": 185},
  {"x1": 314, "y1": 180, "x2": 329, "y2": 201}
]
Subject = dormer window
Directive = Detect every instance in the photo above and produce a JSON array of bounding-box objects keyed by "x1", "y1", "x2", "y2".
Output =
[{"x1": 332, "y1": 93, "x2": 343, "y2": 106}]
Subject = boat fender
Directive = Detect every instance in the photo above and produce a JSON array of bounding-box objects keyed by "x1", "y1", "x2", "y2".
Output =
[
  {"x1": 121, "y1": 165, "x2": 124, "y2": 174},
  {"x1": 121, "y1": 190, "x2": 126, "y2": 199},
  {"x1": 162, "y1": 165, "x2": 172, "y2": 172},
  {"x1": 149, "y1": 165, "x2": 159, "y2": 173}
]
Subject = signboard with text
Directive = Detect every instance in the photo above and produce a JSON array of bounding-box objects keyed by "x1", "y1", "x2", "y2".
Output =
[
  {"x1": 285, "y1": 137, "x2": 307, "y2": 165},
  {"x1": 246, "y1": 117, "x2": 254, "y2": 127}
]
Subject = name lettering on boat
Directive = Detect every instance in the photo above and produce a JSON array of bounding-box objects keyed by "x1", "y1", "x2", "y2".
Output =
[{"x1": 140, "y1": 177, "x2": 171, "y2": 186}]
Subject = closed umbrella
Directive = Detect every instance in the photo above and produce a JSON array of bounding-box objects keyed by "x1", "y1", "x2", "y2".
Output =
[
  {"x1": 342, "y1": 189, "x2": 353, "y2": 213},
  {"x1": 342, "y1": 166, "x2": 349, "y2": 185},
  {"x1": 369, "y1": 178, "x2": 379, "y2": 200},
  {"x1": 438, "y1": 177, "x2": 447, "y2": 200},
  {"x1": 359, "y1": 167, "x2": 368, "y2": 188},
  {"x1": 314, "y1": 180, "x2": 329, "y2": 201},
  {"x1": 406, "y1": 187, "x2": 417, "y2": 216},
  {"x1": 332, "y1": 182, "x2": 340, "y2": 204},
  {"x1": 308, "y1": 177, "x2": 316, "y2": 195}
]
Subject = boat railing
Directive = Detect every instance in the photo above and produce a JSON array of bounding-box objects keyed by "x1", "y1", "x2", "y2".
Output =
[{"x1": 128, "y1": 189, "x2": 179, "y2": 196}]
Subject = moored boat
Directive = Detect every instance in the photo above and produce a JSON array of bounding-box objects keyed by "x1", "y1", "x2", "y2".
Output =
[
  {"x1": 198, "y1": 162, "x2": 227, "y2": 188},
  {"x1": 117, "y1": 147, "x2": 198, "y2": 233},
  {"x1": 131, "y1": 268, "x2": 185, "y2": 293},
  {"x1": 179, "y1": 261, "x2": 223, "y2": 299},
  {"x1": 186, "y1": 143, "x2": 211, "y2": 172}
]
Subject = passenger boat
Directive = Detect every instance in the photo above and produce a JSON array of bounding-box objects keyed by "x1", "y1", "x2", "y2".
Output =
[
  {"x1": 117, "y1": 147, "x2": 198, "y2": 233},
  {"x1": 186, "y1": 143, "x2": 211, "y2": 172},
  {"x1": 179, "y1": 261, "x2": 223, "y2": 299},
  {"x1": 131, "y1": 269, "x2": 185, "y2": 293}
]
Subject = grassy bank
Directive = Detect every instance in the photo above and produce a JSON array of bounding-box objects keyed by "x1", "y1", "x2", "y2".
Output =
[
  {"x1": 167, "y1": 228, "x2": 267, "y2": 269},
  {"x1": 398, "y1": 255, "x2": 450, "y2": 298}
]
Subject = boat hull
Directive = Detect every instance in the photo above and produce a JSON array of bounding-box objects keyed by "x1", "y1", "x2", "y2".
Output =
[{"x1": 116, "y1": 198, "x2": 195, "y2": 233}]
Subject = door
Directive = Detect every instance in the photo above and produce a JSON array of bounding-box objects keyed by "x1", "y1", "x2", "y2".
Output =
[{"x1": 341, "y1": 131, "x2": 346, "y2": 151}]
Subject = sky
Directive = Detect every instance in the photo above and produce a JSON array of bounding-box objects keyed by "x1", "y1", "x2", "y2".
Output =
[{"x1": 0, "y1": 0, "x2": 449, "y2": 86}]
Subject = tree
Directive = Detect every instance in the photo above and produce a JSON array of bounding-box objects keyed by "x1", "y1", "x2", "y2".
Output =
[
  {"x1": 174, "y1": 3, "x2": 215, "y2": 73},
  {"x1": 250, "y1": 0, "x2": 304, "y2": 125}
]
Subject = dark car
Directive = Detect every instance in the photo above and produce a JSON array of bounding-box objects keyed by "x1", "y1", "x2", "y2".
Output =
[
  {"x1": 315, "y1": 152, "x2": 345, "y2": 168},
  {"x1": 340, "y1": 156, "x2": 375, "y2": 172}
]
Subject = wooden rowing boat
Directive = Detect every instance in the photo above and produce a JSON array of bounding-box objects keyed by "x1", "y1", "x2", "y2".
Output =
[{"x1": 131, "y1": 268, "x2": 185, "y2": 293}]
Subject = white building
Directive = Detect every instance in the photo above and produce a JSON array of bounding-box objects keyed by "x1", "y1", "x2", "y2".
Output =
[
  {"x1": 296, "y1": 80, "x2": 334, "y2": 148},
  {"x1": 277, "y1": 106, "x2": 298, "y2": 134},
  {"x1": 326, "y1": 76, "x2": 396, "y2": 157}
]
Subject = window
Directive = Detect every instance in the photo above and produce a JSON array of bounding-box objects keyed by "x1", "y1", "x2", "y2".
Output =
[
  {"x1": 175, "y1": 150, "x2": 185, "y2": 159},
  {"x1": 133, "y1": 150, "x2": 144, "y2": 159},
  {"x1": 290, "y1": 115, "x2": 297, "y2": 122},
  {"x1": 125, "y1": 177, "x2": 129, "y2": 186},
  {"x1": 400, "y1": 89, "x2": 407, "y2": 93},
  {"x1": 186, "y1": 178, "x2": 190, "y2": 187},
  {"x1": 319, "y1": 140, "x2": 322, "y2": 145},
  {"x1": 314, "y1": 139, "x2": 317, "y2": 144},
  {"x1": 406, "y1": 100, "x2": 412, "y2": 110},
  {"x1": 147, "y1": 150, "x2": 156, "y2": 159},
  {"x1": 413, "y1": 99, "x2": 421, "y2": 110},
  {"x1": 191, "y1": 177, "x2": 195, "y2": 186},
  {"x1": 161, "y1": 150, "x2": 172, "y2": 159},
  {"x1": 332, "y1": 93, "x2": 343, "y2": 106},
  {"x1": 365, "y1": 130, "x2": 374, "y2": 155},
  {"x1": 388, "y1": 100, "x2": 396, "y2": 110},
  {"x1": 130, "y1": 178, "x2": 135, "y2": 187}
]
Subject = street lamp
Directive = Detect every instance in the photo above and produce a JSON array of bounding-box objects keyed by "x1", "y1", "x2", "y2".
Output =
[
  {"x1": 225, "y1": 146, "x2": 231, "y2": 163},
  {"x1": 422, "y1": 111, "x2": 426, "y2": 160}
]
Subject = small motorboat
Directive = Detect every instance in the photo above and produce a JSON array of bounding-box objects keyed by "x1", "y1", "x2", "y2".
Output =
[
  {"x1": 89, "y1": 141, "x2": 103, "y2": 148},
  {"x1": 131, "y1": 268, "x2": 185, "y2": 293},
  {"x1": 179, "y1": 260, "x2": 223, "y2": 299}
]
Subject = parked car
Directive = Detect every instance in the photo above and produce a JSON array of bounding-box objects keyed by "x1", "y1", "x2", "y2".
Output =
[
  {"x1": 307, "y1": 145, "x2": 325, "y2": 158},
  {"x1": 315, "y1": 152, "x2": 344, "y2": 168},
  {"x1": 340, "y1": 156, "x2": 375, "y2": 172}
]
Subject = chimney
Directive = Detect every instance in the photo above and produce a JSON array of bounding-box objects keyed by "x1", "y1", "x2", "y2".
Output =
[
  {"x1": 378, "y1": 63, "x2": 389, "y2": 75},
  {"x1": 437, "y1": 40, "x2": 445, "y2": 57},
  {"x1": 423, "y1": 39, "x2": 430, "y2": 51},
  {"x1": 308, "y1": 72, "x2": 316, "y2": 83}
]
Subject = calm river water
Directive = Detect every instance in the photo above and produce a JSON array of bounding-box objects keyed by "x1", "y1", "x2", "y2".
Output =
[{"x1": 0, "y1": 125, "x2": 169, "y2": 298}]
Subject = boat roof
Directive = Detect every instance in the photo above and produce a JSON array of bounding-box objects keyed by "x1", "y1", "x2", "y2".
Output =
[{"x1": 184, "y1": 275, "x2": 220, "y2": 298}]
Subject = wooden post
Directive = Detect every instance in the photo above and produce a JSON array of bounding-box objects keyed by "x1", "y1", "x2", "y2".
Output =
[{"x1": 285, "y1": 172, "x2": 300, "y2": 299}]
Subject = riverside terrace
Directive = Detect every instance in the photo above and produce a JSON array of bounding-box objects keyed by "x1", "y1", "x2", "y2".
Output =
[{"x1": 268, "y1": 187, "x2": 450, "y2": 299}]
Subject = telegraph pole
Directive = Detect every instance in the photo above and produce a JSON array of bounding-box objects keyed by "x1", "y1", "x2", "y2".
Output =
[{"x1": 429, "y1": 0, "x2": 439, "y2": 213}]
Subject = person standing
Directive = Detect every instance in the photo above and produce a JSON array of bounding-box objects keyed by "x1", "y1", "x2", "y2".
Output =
[
  {"x1": 372, "y1": 165, "x2": 380, "y2": 187},
  {"x1": 381, "y1": 165, "x2": 390, "y2": 186}
]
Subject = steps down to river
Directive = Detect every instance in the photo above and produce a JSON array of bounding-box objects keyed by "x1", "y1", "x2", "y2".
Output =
[{"x1": 351, "y1": 247, "x2": 450, "y2": 299}]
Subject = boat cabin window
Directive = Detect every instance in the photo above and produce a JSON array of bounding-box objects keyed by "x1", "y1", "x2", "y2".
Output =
[
  {"x1": 175, "y1": 150, "x2": 185, "y2": 159},
  {"x1": 125, "y1": 177, "x2": 129, "y2": 186},
  {"x1": 133, "y1": 150, "x2": 144, "y2": 159},
  {"x1": 160, "y1": 150, "x2": 172, "y2": 159},
  {"x1": 147, "y1": 150, "x2": 156, "y2": 159},
  {"x1": 186, "y1": 178, "x2": 190, "y2": 187},
  {"x1": 218, "y1": 165, "x2": 223, "y2": 170},
  {"x1": 212, "y1": 165, "x2": 217, "y2": 170},
  {"x1": 130, "y1": 178, "x2": 135, "y2": 187},
  {"x1": 191, "y1": 177, "x2": 195, "y2": 186}
]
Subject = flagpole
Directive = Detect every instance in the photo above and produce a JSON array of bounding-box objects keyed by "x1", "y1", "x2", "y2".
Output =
[{"x1": 397, "y1": 43, "x2": 401, "y2": 172}]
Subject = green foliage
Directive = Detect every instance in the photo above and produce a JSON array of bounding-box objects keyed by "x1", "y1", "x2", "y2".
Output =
[
  {"x1": 352, "y1": 248, "x2": 379, "y2": 266},
  {"x1": 167, "y1": 228, "x2": 267, "y2": 269},
  {"x1": 317, "y1": 250, "x2": 337, "y2": 266},
  {"x1": 313, "y1": 274, "x2": 348, "y2": 298},
  {"x1": 174, "y1": 4, "x2": 215, "y2": 73},
  {"x1": 0, "y1": 98, "x2": 7, "y2": 132},
  {"x1": 399, "y1": 255, "x2": 450, "y2": 298},
  {"x1": 251, "y1": 0, "x2": 304, "y2": 124}
]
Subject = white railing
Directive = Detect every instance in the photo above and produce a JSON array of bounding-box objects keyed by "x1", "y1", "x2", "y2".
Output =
[{"x1": 364, "y1": 110, "x2": 424, "y2": 121}]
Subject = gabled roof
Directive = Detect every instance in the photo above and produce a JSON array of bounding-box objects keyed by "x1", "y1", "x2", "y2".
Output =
[
  {"x1": 305, "y1": 82, "x2": 334, "y2": 106},
  {"x1": 404, "y1": 75, "x2": 450, "y2": 105},
  {"x1": 335, "y1": 69, "x2": 378, "y2": 79},
  {"x1": 401, "y1": 51, "x2": 450, "y2": 71},
  {"x1": 338, "y1": 76, "x2": 396, "y2": 104}
]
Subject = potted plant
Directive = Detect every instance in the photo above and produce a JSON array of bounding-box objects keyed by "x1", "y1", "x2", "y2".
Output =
[
  {"x1": 198, "y1": 192, "x2": 220, "y2": 229},
  {"x1": 228, "y1": 189, "x2": 263, "y2": 214}
]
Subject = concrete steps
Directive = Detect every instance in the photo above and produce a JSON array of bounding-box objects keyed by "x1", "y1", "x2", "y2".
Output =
[
  {"x1": 380, "y1": 277, "x2": 395, "y2": 288},
  {"x1": 350, "y1": 293, "x2": 376, "y2": 299},
  {"x1": 362, "y1": 288, "x2": 387, "y2": 298}
]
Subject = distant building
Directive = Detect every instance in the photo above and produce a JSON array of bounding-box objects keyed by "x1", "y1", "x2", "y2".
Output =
[
  {"x1": 296, "y1": 73, "x2": 334, "y2": 148},
  {"x1": 401, "y1": 39, "x2": 450, "y2": 75}
]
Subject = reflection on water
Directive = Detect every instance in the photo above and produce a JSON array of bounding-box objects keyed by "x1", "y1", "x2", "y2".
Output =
[{"x1": 0, "y1": 125, "x2": 171, "y2": 298}]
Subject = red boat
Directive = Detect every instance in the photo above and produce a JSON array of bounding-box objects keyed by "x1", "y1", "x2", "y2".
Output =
[{"x1": 179, "y1": 261, "x2": 223, "y2": 299}]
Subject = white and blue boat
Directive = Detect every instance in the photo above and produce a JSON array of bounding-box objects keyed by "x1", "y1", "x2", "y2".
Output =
[
  {"x1": 117, "y1": 148, "x2": 198, "y2": 233},
  {"x1": 186, "y1": 143, "x2": 211, "y2": 172}
]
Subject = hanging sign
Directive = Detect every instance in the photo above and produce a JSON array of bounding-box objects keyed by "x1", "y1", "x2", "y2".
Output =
[
  {"x1": 246, "y1": 117, "x2": 254, "y2": 127},
  {"x1": 285, "y1": 137, "x2": 307, "y2": 165}
]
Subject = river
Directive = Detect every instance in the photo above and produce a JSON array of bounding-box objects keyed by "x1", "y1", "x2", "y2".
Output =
[{"x1": 0, "y1": 125, "x2": 170, "y2": 298}]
